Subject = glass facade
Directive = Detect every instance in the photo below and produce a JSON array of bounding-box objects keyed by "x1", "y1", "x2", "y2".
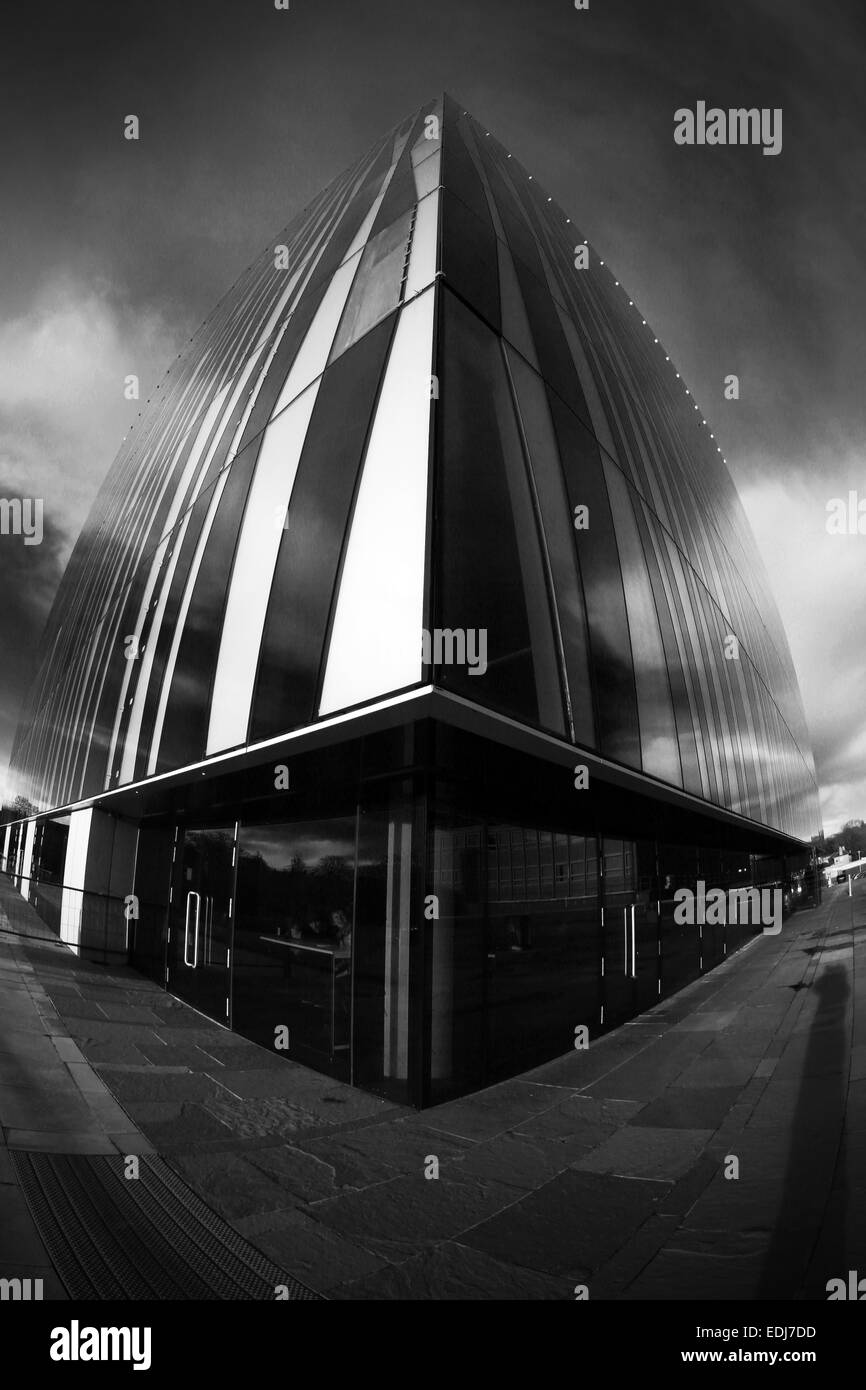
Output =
[
  {"x1": 1, "y1": 96, "x2": 822, "y2": 1107},
  {"x1": 7, "y1": 92, "x2": 818, "y2": 844},
  {"x1": 1, "y1": 720, "x2": 815, "y2": 1107}
]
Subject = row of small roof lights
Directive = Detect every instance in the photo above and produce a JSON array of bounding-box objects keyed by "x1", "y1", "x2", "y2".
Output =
[
  {"x1": 476, "y1": 116, "x2": 726, "y2": 466},
  {"x1": 127, "y1": 112, "x2": 727, "y2": 469}
]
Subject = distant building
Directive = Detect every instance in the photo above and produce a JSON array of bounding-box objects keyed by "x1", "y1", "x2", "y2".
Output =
[
  {"x1": 824, "y1": 852, "x2": 863, "y2": 886},
  {"x1": 1, "y1": 97, "x2": 820, "y2": 1105}
]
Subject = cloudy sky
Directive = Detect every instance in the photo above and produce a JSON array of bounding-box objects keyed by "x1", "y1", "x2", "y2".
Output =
[{"x1": 1, "y1": 0, "x2": 864, "y2": 833}]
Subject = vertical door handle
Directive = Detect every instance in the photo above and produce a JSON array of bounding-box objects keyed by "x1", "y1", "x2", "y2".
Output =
[
  {"x1": 184, "y1": 891, "x2": 201, "y2": 967},
  {"x1": 193, "y1": 892, "x2": 202, "y2": 968}
]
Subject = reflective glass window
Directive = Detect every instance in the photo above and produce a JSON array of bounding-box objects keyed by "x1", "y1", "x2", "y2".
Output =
[
  {"x1": 330, "y1": 212, "x2": 413, "y2": 362},
  {"x1": 440, "y1": 189, "x2": 500, "y2": 331},
  {"x1": 505, "y1": 346, "x2": 595, "y2": 747},
  {"x1": 434, "y1": 289, "x2": 564, "y2": 734},
  {"x1": 547, "y1": 392, "x2": 640, "y2": 766},
  {"x1": 252, "y1": 314, "x2": 396, "y2": 742},
  {"x1": 602, "y1": 460, "x2": 682, "y2": 785},
  {"x1": 208, "y1": 379, "x2": 322, "y2": 755}
]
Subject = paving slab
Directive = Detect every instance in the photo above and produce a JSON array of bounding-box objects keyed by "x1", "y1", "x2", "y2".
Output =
[
  {"x1": 330, "y1": 1238, "x2": 571, "y2": 1301},
  {"x1": 572, "y1": 1125, "x2": 714, "y2": 1181},
  {"x1": 421, "y1": 1080, "x2": 574, "y2": 1142},
  {"x1": 245, "y1": 1139, "x2": 400, "y2": 1203},
  {"x1": 627, "y1": 1085, "x2": 741, "y2": 1130},
  {"x1": 2, "y1": 870, "x2": 865, "y2": 1301},
  {"x1": 459, "y1": 1168, "x2": 663, "y2": 1278},
  {"x1": 234, "y1": 1207, "x2": 391, "y2": 1292},
  {"x1": 313, "y1": 1170, "x2": 522, "y2": 1253}
]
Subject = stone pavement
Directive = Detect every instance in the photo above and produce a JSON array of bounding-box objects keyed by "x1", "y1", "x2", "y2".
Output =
[
  {"x1": 0, "y1": 906, "x2": 156, "y2": 1299},
  {"x1": 0, "y1": 872, "x2": 862, "y2": 1300}
]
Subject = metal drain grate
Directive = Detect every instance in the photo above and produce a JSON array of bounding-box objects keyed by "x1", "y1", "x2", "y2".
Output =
[{"x1": 11, "y1": 1151, "x2": 322, "y2": 1301}]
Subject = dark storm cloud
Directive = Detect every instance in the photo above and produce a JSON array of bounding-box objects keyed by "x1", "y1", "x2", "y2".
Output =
[
  {"x1": 0, "y1": 497, "x2": 66, "y2": 769},
  {"x1": 1, "y1": 0, "x2": 864, "y2": 828}
]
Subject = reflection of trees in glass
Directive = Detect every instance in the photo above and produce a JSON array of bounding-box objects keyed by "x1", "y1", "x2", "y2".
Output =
[{"x1": 238, "y1": 842, "x2": 356, "y2": 935}]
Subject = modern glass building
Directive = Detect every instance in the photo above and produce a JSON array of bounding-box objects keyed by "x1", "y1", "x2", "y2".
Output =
[{"x1": 1, "y1": 96, "x2": 820, "y2": 1106}]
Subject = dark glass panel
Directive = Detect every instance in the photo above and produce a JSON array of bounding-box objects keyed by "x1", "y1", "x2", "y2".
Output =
[
  {"x1": 510, "y1": 253, "x2": 592, "y2": 424},
  {"x1": 130, "y1": 823, "x2": 173, "y2": 985},
  {"x1": 6, "y1": 824, "x2": 21, "y2": 881},
  {"x1": 166, "y1": 825, "x2": 234, "y2": 1024},
  {"x1": 547, "y1": 391, "x2": 641, "y2": 766},
  {"x1": 697, "y1": 845, "x2": 726, "y2": 970},
  {"x1": 497, "y1": 239, "x2": 541, "y2": 369},
  {"x1": 603, "y1": 459, "x2": 682, "y2": 786},
  {"x1": 600, "y1": 837, "x2": 634, "y2": 1028},
  {"x1": 233, "y1": 815, "x2": 356, "y2": 1082},
  {"x1": 353, "y1": 778, "x2": 418, "y2": 1104},
  {"x1": 425, "y1": 803, "x2": 486, "y2": 1104},
  {"x1": 658, "y1": 842, "x2": 701, "y2": 998},
  {"x1": 434, "y1": 289, "x2": 564, "y2": 734},
  {"x1": 441, "y1": 99, "x2": 493, "y2": 220},
  {"x1": 34, "y1": 818, "x2": 68, "y2": 887},
  {"x1": 155, "y1": 449, "x2": 264, "y2": 775},
  {"x1": 472, "y1": 136, "x2": 546, "y2": 275},
  {"x1": 251, "y1": 314, "x2": 396, "y2": 742},
  {"x1": 486, "y1": 823, "x2": 600, "y2": 1080},
  {"x1": 440, "y1": 189, "x2": 500, "y2": 331},
  {"x1": 632, "y1": 499, "x2": 703, "y2": 796},
  {"x1": 505, "y1": 346, "x2": 595, "y2": 748}
]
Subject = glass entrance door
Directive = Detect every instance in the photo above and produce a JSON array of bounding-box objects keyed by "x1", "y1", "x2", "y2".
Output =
[
  {"x1": 232, "y1": 815, "x2": 356, "y2": 1081},
  {"x1": 601, "y1": 838, "x2": 635, "y2": 1028},
  {"x1": 601, "y1": 838, "x2": 660, "y2": 1027},
  {"x1": 168, "y1": 825, "x2": 236, "y2": 1025}
]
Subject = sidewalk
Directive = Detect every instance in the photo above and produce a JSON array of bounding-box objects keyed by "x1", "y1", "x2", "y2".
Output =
[{"x1": 1, "y1": 873, "x2": 862, "y2": 1300}]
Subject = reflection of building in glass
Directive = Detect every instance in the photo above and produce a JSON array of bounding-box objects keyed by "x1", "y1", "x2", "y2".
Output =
[{"x1": 1, "y1": 97, "x2": 820, "y2": 1105}]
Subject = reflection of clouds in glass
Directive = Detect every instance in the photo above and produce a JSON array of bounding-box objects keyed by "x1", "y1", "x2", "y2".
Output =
[
  {"x1": 239, "y1": 818, "x2": 357, "y2": 873},
  {"x1": 742, "y1": 474, "x2": 866, "y2": 834}
]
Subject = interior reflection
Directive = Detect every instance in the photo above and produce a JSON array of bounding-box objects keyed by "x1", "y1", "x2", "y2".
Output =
[{"x1": 233, "y1": 816, "x2": 356, "y2": 1077}]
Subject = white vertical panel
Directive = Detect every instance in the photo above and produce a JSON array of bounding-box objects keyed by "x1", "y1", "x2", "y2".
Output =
[
  {"x1": 2, "y1": 823, "x2": 10, "y2": 872},
  {"x1": 206, "y1": 379, "x2": 321, "y2": 754},
  {"x1": 21, "y1": 821, "x2": 36, "y2": 886},
  {"x1": 60, "y1": 808, "x2": 91, "y2": 949},
  {"x1": 270, "y1": 252, "x2": 362, "y2": 420},
  {"x1": 405, "y1": 189, "x2": 439, "y2": 301},
  {"x1": 318, "y1": 288, "x2": 434, "y2": 715}
]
